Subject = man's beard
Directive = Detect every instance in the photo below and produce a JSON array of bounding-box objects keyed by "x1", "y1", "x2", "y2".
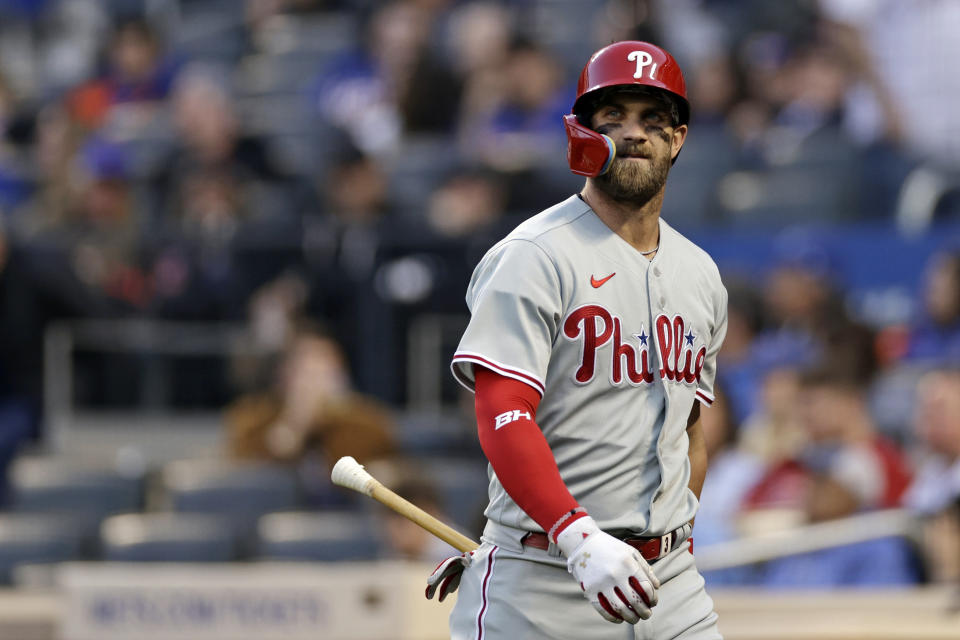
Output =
[{"x1": 595, "y1": 150, "x2": 671, "y2": 206}]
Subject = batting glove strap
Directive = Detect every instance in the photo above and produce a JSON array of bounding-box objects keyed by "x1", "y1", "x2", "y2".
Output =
[
  {"x1": 425, "y1": 551, "x2": 473, "y2": 602},
  {"x1": 557, "y1": 516, "x2": 661, "y2": 625},
  {"x1": 548, "y1": 506, "x2": 588, "y2": 543}
]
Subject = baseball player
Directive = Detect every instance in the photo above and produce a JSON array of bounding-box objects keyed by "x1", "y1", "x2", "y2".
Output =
[{"x1": 427, "y1": 41, "x2": 727, "y2": 640}]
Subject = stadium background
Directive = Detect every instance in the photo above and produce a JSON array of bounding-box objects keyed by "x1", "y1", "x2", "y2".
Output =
[{"x1": 0, "y1": 0, "x2": 958, "y2": 638}]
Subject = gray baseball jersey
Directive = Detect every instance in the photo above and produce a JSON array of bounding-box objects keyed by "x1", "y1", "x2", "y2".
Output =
[{"x1": 451, "y1": 194, "x2": 728, "y2": 537}]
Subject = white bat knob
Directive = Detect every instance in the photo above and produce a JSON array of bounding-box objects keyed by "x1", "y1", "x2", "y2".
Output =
[{"x1": 330, "y1": 456, "x2": 376, "y2": 496}]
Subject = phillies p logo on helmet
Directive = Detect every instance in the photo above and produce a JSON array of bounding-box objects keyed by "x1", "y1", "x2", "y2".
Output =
[{"x1": 627, "y1": 50, "x2": 657, "y2": 80}]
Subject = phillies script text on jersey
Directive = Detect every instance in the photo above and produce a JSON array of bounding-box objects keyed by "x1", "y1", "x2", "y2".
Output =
[{"x1": 562, "y1": 304, "x2": 707, "y2": 386}]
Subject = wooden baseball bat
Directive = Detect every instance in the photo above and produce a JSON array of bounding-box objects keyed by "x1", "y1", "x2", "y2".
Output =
[{"x1": 331, "y1": 456, "x2": 480, "y2": 553}]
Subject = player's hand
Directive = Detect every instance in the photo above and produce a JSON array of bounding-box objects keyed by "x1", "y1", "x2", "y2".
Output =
[
  {"x1": 425, "y1": 551, "x2": 473, "y2": 601},
  {"x1": 556, "y1": 516, "x2": 660, "y2": 624}
]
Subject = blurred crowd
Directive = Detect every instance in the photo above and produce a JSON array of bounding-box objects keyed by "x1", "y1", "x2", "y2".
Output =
[
  {"x1": 695, "y1": 247, "x2": 960, "y2": 587},
  {"x1": 0, "y1": 0, "x2": 956, "y2": 587}
]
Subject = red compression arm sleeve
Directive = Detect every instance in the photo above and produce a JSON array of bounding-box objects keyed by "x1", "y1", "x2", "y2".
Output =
[{"x1": 474, "y1": 366, "x2": 587, "y2": 540}]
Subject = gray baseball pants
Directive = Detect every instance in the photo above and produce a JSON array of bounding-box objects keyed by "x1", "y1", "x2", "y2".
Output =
[{"x1": 449, "y1": 534, "x2": 722, "y2": 640}]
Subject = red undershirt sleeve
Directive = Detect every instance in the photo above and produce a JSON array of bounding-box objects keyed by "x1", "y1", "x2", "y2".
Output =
[{"x1": 473, "y1": 366, "x2": 588, "y2": 541}]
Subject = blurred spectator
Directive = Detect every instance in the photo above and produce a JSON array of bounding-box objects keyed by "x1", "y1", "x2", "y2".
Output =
[
  {"x1": 371, "y1": 163, "x2": 511, "y2": 311},
  {"x1": 224, "y1": 322, "x2": 396, "y2": 465},
  {"x1": 244, "y1": 272, "x2": 309, "y2": 359},
  {"x1": 224, "y1": 271, "x2": 308, "y2": 410},
  {"x1": 156, "y1": 64, "x2": 284, "y2": 216},
  {"x1": 695, "y1": 387, "x2": 764, "y2": 548},
  {"x1": 763, "y1": 38, "x2": 857, "y2": 163},
  {"x1": 705, "y1": 9, "x2": 913, "y2": 223},
  {"x1": 310, "y1": 0, "x2": 459, "y2": 155},
  {"x1": 820, "y1": 0, "x2": 960, "y2": 170},
  {"x1": 456, "y1": 36, "x2": 576, "y2": 212},
  {"x1": 739, "y1": 365, "x2": 806, "y2": 461},
  {"x1": 445, "y1": 1, "x2": 516, "y2": 178},
  {"x1": 745, "y1": 369, "x2": 918, "y2": 587},
  {"x1": 594, "y1": 0, "x2": 665, "y2": 49},
  {"x1": 904, "y1": 369, "x2": 960, "y2": 583},
  {"x1": 17, "y1": 133, "x2": 148, "y2": 312},
  {"x1": 783, "y1": 22, "x2": 907, "y2": 219},
  {"x1": 716, "y1": 282, "x2": 766, "y2": 422},
  {"x1": 768, "y1": 21, "x2": 902, "y2": 152},
  {"x1": 459, "y1": 37, "x2": 568, "y2": 173},
  {"x1": 309, "y1": 1, "x2": 415, "y2": 155},
  {"x1": 396, "y1": 21, "x2": 462, "y2": 137},
  {"x1": 444, "y1": 2, "x2": 513, "y2": 78},
  {"x1": 723, "y1": 32, "x2": 787, "y2": 163},
  {"x1": 796, "y1": 370, "x2": 911, "y2": 523},
  {"x1": 817, "y1": 19, "x2": 912, "y2": 218},
  {"x1": 301, "y1": 145, "x2": 391, "y2": 352},
  {"x1": 763, "y1": 237, "x2": 835, "y2": 333},
  {"x1": 426, "y1": 168, "x2": 505, "y2": 239},
  {"x1": 311, "y1": 144, "x2": 391, "y2": 233},
  {"x1": 686, "y1": 53, "x2": 740, "y2": 127},
  {"x1": 756, "y1": 232, "x2": 877, "y2": 383},
  {"x1": 902, "y1": 250, "x2": 960, "y2": 364},
  {"x1": 736, "y1": 366, "x2": 809, "y2": 534},
  {"x1": 147, "y1": 65, "x2": 292, "y2": 319},
  {"x1": 720, "y1": 228, "x2": 877, "y2": 422},
  {"x1": 68, "y1": 137, "x2": 147, "y2": 309},
  {"x1": 741, "y1": 368, "x2": 911, "y2": 530},
  {"x1": 66, "y1": 16, "x2": 177, "y2": 131}
]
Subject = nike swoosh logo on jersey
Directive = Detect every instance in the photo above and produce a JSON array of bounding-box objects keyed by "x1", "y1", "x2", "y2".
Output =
[{"x1": 590, "y1": 273, "x2": 616, "y2": 288}]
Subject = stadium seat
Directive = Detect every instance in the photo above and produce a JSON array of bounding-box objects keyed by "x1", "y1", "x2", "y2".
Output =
[
  {"x1": 7, "y1": 456, "x2": 146, "y2": 552},
  {"x1": 161, "y1": 459, "x2": 301, "y2": 546},
  {"x1": 100, "y1": 513, "x2": 237, "y2": 562},
  {"x1": 0, "y1": 514, "x2": 84, "y2": 585},
  {"x1": 9, "y1": 456, "x2": 145, "y2": 515},
  {"x1": 256, "y1": 511, "x2": 382, "y2": 562}
]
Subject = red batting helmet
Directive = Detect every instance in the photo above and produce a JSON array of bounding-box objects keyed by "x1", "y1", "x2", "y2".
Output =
[{"x1": 566, "y1": 41, "x2": 689, "y2": 177}]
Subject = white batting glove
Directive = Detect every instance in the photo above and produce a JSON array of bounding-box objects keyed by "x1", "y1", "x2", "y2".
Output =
[
  {"x1": 425, "y1": 551, "x2": 473, "y2": 601},
  {"x1": 556, "y1": 516, "x2": 660, "y2": 624}
]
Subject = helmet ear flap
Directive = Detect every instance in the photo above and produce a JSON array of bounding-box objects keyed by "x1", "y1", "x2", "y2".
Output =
[{"x1": 564, "y1": 115, "x2": 616, "y2": 178}]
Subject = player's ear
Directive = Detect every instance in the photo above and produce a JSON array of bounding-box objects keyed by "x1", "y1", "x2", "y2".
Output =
[{"x1": 670, "y1": 124, "x2": 688, "y2": 161}]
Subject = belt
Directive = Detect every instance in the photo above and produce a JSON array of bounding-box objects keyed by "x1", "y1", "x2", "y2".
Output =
[{"x1": 521, "y1": 526, "x2": 689, "y2": 564}]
